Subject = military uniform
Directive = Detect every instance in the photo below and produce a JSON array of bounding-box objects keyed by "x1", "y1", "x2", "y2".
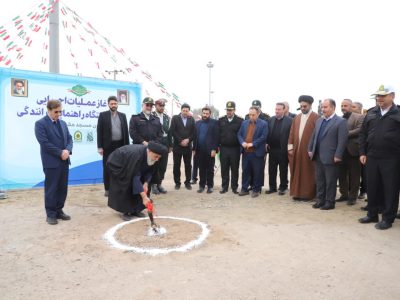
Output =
[{"x1": 129, "y1": 112, "x2": 163, "y2": 144}]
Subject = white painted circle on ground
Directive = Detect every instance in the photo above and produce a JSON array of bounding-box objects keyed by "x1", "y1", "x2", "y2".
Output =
[{"x1": 103, "y1": 216, "x2": 210, "y2": 256}]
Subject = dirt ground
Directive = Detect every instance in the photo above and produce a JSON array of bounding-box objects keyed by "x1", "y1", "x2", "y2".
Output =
[{"x1": 1, "y1": 159, "x2": 400, "y2": 300}]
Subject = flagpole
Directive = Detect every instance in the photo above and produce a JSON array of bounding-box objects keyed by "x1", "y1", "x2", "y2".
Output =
[{"x1": 49, "y1": 0, "x2": 60, "y2": 73}]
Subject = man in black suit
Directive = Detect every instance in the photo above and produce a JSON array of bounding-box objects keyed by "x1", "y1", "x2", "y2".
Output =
[
  {"x1": 193, "y1": 106, "x2": 219, "y2": 193},
  {"x1": 218, "y1": 101, "x2": 243, "y2": 194},
  {"x1": 266, "y1": 102, "x2": 293, "y2": 195},
  {"x1": 170, "y1": 103, "x2": 196, "y2": 190},
  {"x1": 97, "y1": 95, "x2": 129, "y2": 197},
  {"x1": 35, "y1": 99, "x2": 73, "y2": 225}
]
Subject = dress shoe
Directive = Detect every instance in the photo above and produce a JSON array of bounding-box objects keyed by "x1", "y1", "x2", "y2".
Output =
[
  {"x1": 375, "y1": 220, "x2": 392, "y2": 230},
  {"x1": 358, "y1": 216, "x2": 379, "y2": 224},
  {"x1": 190, "y1": 179, "x2": 197, "y2": 185},
  {"x1": 265, "y1": 189, "x2": 277, "y2": 194},
  {"x1": 57, "y1": 211, "x2": 71, "y2": 220},
  {"x1": 278, "y1": 190, "x2": 286, "y2": 196},
  {"x1": 360, "y1": 205, "x2": 368, "y2": 211},
  {"x1": 396, "y1": 212, "x2": 400, "y2": 219},
  {"x1": 151, "y1": 184, "x2": 160, "y2": 195},
  {"x1": 238, "y1": 190, "x2": 249, "y2": 196},
  {"x1": 320, "y1": 202, "x2": 335, "y2": 210},
  {"x1": 232, "y1": 189, "x2": 238, "y2": 194},
  {"x1": 46, "y1": 217, "x2": 58, "y2": 225},
  {"x1": 197, "y1": 187, "x2": 205, "y2": 193},
  {"x1": 132, "y1": 211, "x2": 146, "y2": 218},
  {"x1": 174, "y1": 184, "x2": 181, "y2": 190},
  {"x1": 251, "y1": 191, "x2": 260, "y2": 198},
  {"x1": 335, "y1": 195, "x2": 348, "y2": 202},
  {"x1": 347, "y1": 198, "x2": 356, "y2": 206},
  {"x1": 207, "y1": 187, "x2": 214, "y2": 194},
  {"x1": 185, "y1": 184, "x2": 192, "y2": 190},
  {"x1": 157, "y1": 185, "x2": 167, "y2": 194},
  {"x1": 219, "y1": 188, "x2": 228, "y2": 194},
  {"x1": 312, "y1": 201, "x2": 324, "y2": 209},
  {"x1": 121, "y1": 213, "x2": 133, "y2": 221},
  {"x1": 104, "y1": 190, "x2": 109, "y2": 197},
  {"x1": 358, "y1": 192, "x2": 366, "y2": 200}
]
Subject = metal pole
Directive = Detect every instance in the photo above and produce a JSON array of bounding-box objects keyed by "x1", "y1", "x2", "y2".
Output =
[
  {"x1": 49, "y1": 0, "x2": 60, "y2": 73},
  {"x1": 207, "y1": 61, "x2": 214, "y2": 106}
]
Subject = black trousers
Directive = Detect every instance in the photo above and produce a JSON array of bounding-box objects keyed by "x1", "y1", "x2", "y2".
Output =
[
  {"x1": 359, "y1": 164, "x2": 367, "y2": 194},
  {"x1": 220, "y1": 146, "x2": 241, "y2": 190},
  {"x1": 44, "y1": 161, "x2": 69, "y2": 218},
  {"x1": 103, "y1": 140, "x2": 124, "y2": 191},
  {"x1": 338, "y1": 152, "x2": 361, "y2": 200},
  {"x1": 268, "y1": 148, "x2": 289, "y2": 191},
  {"x1": 157, "y1": 150, "x2": 169, "y2": 183},
  {"x1": 173, "y1": 147, "x2": 192, "y2": 185},
  {"x1": 366, "y1": 157, "x2": 400, "y2": 223},
  {"x1": 198, "y1": 150, "x2": 215, "y2": 188}
]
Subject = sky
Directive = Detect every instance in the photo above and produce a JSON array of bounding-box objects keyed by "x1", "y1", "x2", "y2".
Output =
[{"x1": 0, "y1": 0, "x2": 399, "y2": 117}]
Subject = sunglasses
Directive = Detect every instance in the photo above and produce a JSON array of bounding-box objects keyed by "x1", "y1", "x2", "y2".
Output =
[{"x1": 145, "y1": 103, "x2": 154, "y2": 107}]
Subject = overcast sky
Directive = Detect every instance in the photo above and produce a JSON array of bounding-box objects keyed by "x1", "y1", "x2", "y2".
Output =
[{"x1": 1, "y1": 0, "x2": 399, "y2": 116}]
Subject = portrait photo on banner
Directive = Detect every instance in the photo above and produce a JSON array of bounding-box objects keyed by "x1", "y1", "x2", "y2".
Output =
[
  {"x1": 11, "y1": 78, "x2": 28, "y2": 97},
  {"x1": 117, "y1": 89, "x2": 129, "y2": 105}
]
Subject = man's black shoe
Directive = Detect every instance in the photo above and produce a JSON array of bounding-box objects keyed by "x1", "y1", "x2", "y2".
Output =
[
  {"x1": 238, "y1": 190, "x2": 249, "y2": 196},
  {"x1": 219, "y1": 189, "x2": 228, "y2": 194},
  {"x1": 347, "y1": 199, "x2": 356, "y2": 206},
  {"x1": 375, "y1": 220, "x2": 392, "y2": 230},
  {"x1": 57, "y1": 211, "x2": 71, "y2": 220},
  {"x1": 278, "y1": 190, "x2": 286, "y2": 196},
  {"x1": 320, "y1": 202, "x2": 335, "y2": 210},
  {"x1": 358, "y1": 192, "x2": 366, "y2": 200},
  {"x1": 265, "y1": 189, "x2": 277, "y2": 194},
  {"x1": 185, "y1": 184, "x2": 192, "y2": 190},
  {"x1": 121, "y1": 213, "x2": 133, "y2": 221},
  {"x1": 175, "y1": 184, "x2": 181, "y2": 190},
  {"x1": 190, "y1": 179, "x2": 197, "y2": 185},
  {"x1": 358, "y1": 216, "x2": 379, "y2": 224},
  {"x1": 46, "y1": 217, "x2": 58, "y2": 225},
  {"x1": 312, "y1": 201, "x2": 324, "y2": 209},
  {"x1": 207, "y1": 187, "x2": 214, "y2": 194},
  {"x1": 197, "y1": 187, "x2": 205, "y2": 193},
  {"x1": 232, "y1": 189, "x2": 238, "y2": 194},
  {"x1": 157, "y1": 185, "x2": 167, "y2": 194},
  {"x1": 335, "y1": 195, "x2": 348, "y2": 202},
  {"x1": 151, "y1": 184, "x2": 160, "y2": 195},
  {"x1": 132, "y1": 211, "x2": 146, "y2": 218},
  {"x1": 360, "y1": 206, "x2": 368, "y2": 211}
]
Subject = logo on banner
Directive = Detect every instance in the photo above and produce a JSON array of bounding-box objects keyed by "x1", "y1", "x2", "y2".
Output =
[
  {"x1": 67, "y1": 84, "x2": 91, "y2": 97},
  {"x1": 74, "y1": 130, "x2": 82, "y2": 142}
]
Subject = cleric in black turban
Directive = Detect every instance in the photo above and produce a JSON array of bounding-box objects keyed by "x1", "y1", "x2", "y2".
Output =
[{"x1": 298, "y1": 95, "x2": 314, "y2": 104}]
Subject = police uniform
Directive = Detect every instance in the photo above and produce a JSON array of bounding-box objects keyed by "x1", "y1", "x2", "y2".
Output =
[{"x1": 218, "y1": 101, "x2": 243, "y2": 193}]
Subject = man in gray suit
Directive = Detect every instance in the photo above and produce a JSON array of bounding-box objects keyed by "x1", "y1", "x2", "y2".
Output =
[
  {"x1": 308, "y1": 99, "x2": 348, "y2": 210},
  {"x1": 337, "y1": 99, "x2": 364, "y2": 205}
]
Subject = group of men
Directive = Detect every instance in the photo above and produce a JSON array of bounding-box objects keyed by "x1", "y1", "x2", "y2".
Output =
[{"x1": 34, "y1": 84, "x2": 400, "y2": 230}]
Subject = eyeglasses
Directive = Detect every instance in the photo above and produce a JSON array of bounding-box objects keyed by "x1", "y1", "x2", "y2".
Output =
[{"x1": 145, "y1": 103, "x2": 153, "y2": 107}]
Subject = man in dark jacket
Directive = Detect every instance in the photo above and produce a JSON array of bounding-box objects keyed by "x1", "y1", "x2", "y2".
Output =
[
  {"x1": 107, "y1": 141, "x2": 167, "y2": 221},
  {"x1": 266, "y1": 102, "x2": 293, "y2": 195},
  {"x1": 218, "y1": 101, "x2": 243, "y2": 194},
  {"x1": 170, "y1": 103, "x2": 196, "y2": 190},
  {"x1": 193, "y1": 106, "x2": 219, "y2": 193},
  {"x1": 151, "y1": 98, "x2": 172, "y2": 194},
  {"x1": 129, "y1": 97, "x2": 163, "y2": 194},
  {"x1": 97, "y1": 95, "x2": 129, "y2": 197},
  {"x1": 358, "y1": 85, "x2": 400, "y2": 230}
]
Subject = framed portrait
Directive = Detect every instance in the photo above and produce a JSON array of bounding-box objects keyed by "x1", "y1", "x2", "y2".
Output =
[
  {"x1": 117, "y1": 89, "x2": 129, "y2": 105},
  {"x1": 11, "y1": 78, "x2": 28, "y2": 97}
]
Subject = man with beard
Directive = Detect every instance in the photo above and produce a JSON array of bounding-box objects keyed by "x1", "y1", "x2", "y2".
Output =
[
  {"x1": 336, "y1": 99, "x2": 364, "y2": 205},
  {"x1": 218, "y1": 101, "x2": 243, "y2": 194},
  {"x1": 358, "y1": 85, "x2": 400, "y2": 230},
  {"x1": 170, "y1": 103, "x2": 196, "y2": 190},
  {"x1": 288, "y1": 95, "x2": 319, "y2": 201},
  {"x1": 193, "y1": 106, "x2": 219, "y2": 193},
  {"x1": 107, "y1": 141, "x2": 168, "y2": 221},
  {"x1": 129, "y1": 97, "x2": 163, "y2": 194},
  {"x1": 97, "y1": 95, "x2": 130, "y2": 197},
  {"x1": 266, "y1": 102, "x2": 293, "y2": 195},
  {"x1": 151, "y1": 98, "x2": 172, "y2": 194}
]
